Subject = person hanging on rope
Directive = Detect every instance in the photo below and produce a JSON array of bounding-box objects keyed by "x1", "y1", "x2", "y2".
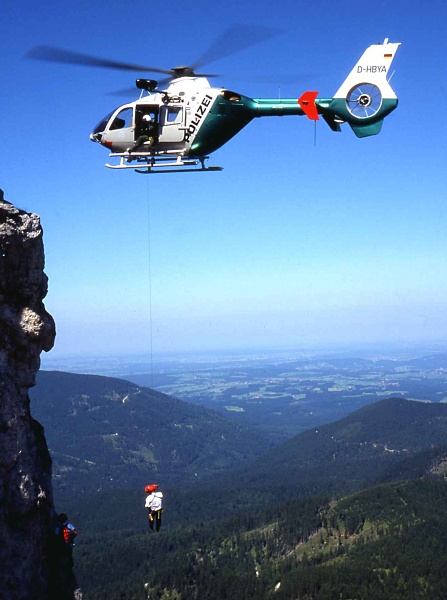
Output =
[{"x1": 145, "y1": 484, "x2": 163, "y2": 532}]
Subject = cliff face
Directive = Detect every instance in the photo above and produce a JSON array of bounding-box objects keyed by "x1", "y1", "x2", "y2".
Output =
[{"x1": 0, "y1": 191, "x2": 77, "y2": 599}]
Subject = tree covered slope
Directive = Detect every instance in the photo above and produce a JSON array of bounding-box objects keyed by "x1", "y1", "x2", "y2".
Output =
[
  {"x1": 73, "y1": 478, "x2": 447, "y2": 600},
  {"x1": 30, "y1": 371, "x2": 274, "y2": 495},
  {"x1": 224, "y1": 397, "x2": 447, "y2": 497}
]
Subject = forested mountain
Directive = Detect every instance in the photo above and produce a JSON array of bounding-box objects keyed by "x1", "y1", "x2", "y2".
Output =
[
  {"x1": 377, "y1": 442, "x2": 447, "y2": 484},
  {"x1": 30, "y1": 371, "x2": 274, "y2": 496},
  {"x1": 223, "y1": 396, "x2": 447, "y2": 497},
  {"x1": 31, "y1": 368, "x2": 447, "y2": 506},
  {"x1": 61, "y1": 396, "x2": 447, "y2": 536},
  {"x1": 73, "y1": 477, "x2": 447, "y2": 599}
]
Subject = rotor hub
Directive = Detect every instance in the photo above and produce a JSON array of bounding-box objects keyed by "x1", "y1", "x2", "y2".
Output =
[
  {"x1": 358, "y1": 94, "x2": 371, "y2": 107},
  {"x1": 171, "y1": 66, "x2": 195, "y2": 77},
  {"x1": 346, "y1": 83, "x2": 383, "y2": 119}
]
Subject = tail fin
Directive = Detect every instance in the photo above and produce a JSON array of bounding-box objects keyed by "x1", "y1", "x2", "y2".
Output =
[
  {"x1": 334, "y1": 38, "x2": 400, "y2": 100},
  {"x1": 323, "y1": 39, "x2": 401, "y2": 137}
]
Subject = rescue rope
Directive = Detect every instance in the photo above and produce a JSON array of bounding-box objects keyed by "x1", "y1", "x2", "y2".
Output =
[{"x1": 145, "y1": 179, "x2": 154, "y2": 388}]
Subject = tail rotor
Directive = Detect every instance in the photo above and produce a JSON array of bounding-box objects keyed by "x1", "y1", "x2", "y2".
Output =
[{"x1": 346, "y1": 83, "x2": 383, "y2": 119}]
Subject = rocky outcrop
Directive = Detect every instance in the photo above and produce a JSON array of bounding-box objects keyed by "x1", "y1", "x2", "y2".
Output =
[{"x1": 0, "y1": 191, "x2": 78, "y2": 599}]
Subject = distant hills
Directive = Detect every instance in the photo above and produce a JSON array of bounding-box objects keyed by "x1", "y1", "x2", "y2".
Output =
[
  {"x1": 121, "y1": 348, "x2": 447, "y2": 443},
  {"x1": 228, "y1": 396, "x2": 447, "y2": 497},
  {"x1": 30, "y1": 371, "x2": 274, "y2": 496},
  {"x1": 31, "y1": 371, "x2": 447, "y2": 503}
]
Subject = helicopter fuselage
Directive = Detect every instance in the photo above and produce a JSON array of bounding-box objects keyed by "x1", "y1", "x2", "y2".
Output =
[
  {"x1": 27, "y1": 36, "x2": 400, "y2": 172},
  {"x1": 90, "y1": 76, "x2": 314, "y2": 160},
  {"x1": 89, "y1": 39, "x2": 400, "y2": 171}
]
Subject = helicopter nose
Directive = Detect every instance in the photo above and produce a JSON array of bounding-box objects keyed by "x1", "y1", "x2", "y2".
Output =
[{"x1": 90, "y1": 133, "x2": 101, "y2": 143}]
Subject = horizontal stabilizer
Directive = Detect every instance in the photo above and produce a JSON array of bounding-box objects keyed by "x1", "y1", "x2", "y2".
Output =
[{"x1": 322, "y1": 114, "x2": 342, "y2": 132}]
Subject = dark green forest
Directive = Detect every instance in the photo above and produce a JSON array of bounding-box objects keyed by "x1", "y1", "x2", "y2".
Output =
[{"x1": 72, "y1": 479, "x2": 447, "y2": 599}]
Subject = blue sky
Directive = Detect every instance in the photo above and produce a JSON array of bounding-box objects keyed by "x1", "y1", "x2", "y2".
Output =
[{"x1": 2, "y1": 0, "x2": 447, "y2": 358}]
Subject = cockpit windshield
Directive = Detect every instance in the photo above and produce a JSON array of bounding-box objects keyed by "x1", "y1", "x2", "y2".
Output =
[
  {"x1": 92, "y1": 109, "x2": 117, "y2": 135},
  {"x1": 92, "y1": 106, "x2": 134, "y2": 135}
]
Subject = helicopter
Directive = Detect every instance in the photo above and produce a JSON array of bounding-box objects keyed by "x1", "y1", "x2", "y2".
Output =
[{"x1": 27, "y1": 29, "x2": 400, "y2": 174}]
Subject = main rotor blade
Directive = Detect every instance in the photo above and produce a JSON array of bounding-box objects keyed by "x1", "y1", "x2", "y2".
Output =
[
  {"x1": 192, "y1": 24, "x2": 282, "y2": 71},
  {"x1": 26, "y1": 24, "x2": 284, "y2": 86},
  {"x1": 25, "y1": 46, "x2": 173, "y2": 76},
  {"x1": 107, "y1": 77, "x2": 173, "y2": 96}
]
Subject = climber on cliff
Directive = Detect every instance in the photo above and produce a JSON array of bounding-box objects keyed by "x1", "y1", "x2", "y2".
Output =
[
  {"x1": 145, "y1": 484, "x2": 163, "y2": 532},
  {"x1": 54, "y1": 513, "x2": 78, "y2": 567}
]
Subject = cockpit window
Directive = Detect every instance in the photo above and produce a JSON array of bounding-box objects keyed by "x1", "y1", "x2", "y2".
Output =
[
  {"x1": 166, "y1": 107, "x2": 183, "y2": 124},
  {"x1": 110, "y1": 107, "x2": 133, "y2": 130},
  {"x1": 221, "y1": 90, "x2": 241, "y2": 102},
  {"x1": 93, "y1": 109, "x2": 116, "y2": 135}
]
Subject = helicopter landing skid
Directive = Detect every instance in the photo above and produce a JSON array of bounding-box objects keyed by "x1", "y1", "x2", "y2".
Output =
[{"x1": 106, "y1": 153, "x2": 222, "y2": 174}]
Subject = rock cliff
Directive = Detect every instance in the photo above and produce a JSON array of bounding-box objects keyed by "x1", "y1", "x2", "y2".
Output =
[{"x1": 0, "y1": 191, "x2": 78, "y2": 599}]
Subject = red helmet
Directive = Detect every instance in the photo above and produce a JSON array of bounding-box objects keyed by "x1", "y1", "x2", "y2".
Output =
[{"x1": 145, "y1": 484, "x2": 159, "y2": 493}]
